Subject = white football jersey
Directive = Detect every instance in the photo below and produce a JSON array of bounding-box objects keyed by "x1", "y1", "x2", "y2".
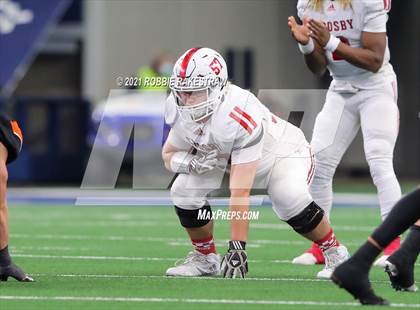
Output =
[
  {"x1": 297, "y1": 0, "x2": 396, "y2": 88},
  {"x1": 165, "y1": 84, "x2": 308, "y2": 177}
]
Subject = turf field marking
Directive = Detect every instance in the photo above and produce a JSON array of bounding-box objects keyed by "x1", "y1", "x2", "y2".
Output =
[
  {"x1": 10, "y1": 233, "x2": 368, "y2": 247},
  {"x1": 12, "y1": 253, "x2": 293, "y2": 264},
  {"x1": 33, "y1": 273, "x2": 328, "y2": 282},
  {"x1": 0, "y1": 296, "x2": 418, "y2": 308},
  {"x1": 12, "y1": 254, "x2": 178, "y2": 262},
  {"x1": 31, "y1": 273, "x2": 394, "y2": 285},
  {"x1": 13, "y1": 253, "x2": 420, "y2": 268}
]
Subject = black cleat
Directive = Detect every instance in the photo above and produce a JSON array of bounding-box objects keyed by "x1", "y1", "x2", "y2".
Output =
[
  {"x1": 0, "y1": 263, "x2": 34, "y2": 282},
  {"x1": 332, "y1": 258, "x2": 389, "y2": 306},
  {"x1": 385, "y1": 252, "x2": 418, "y2": 292}
]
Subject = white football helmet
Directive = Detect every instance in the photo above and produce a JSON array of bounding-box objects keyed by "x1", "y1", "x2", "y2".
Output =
[{"x1": 170, "y1": 47, "x2": 228, "y2": 122}]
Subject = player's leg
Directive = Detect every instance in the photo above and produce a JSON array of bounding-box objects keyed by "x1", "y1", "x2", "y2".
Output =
[
  {"x1": 332, "y1": 188, "x2": 420, "y2": 305},
  {"x1": 385, "y1": 219, "x2": 420, "y2": 292},
  {"x1": 0, "y1": 117, "x2": 32, "y2": 282},
  {"x1": 360, "y1": 81, "x2": 402, "y2": 266},
  {"x1": 267, "y1": 146, "x2": 349, "y2": 279},
  {"x1": 294, "y1": 91, "x2": 360, "y2": 265},
  {"x1": 166, "y1": 170, "x2": 222, "y2": 277}
]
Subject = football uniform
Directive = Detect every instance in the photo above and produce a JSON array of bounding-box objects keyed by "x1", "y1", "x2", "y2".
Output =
[
  {"x1": 297, "y1": 0, "x2": 401, "y2": 220},
  {"x1": 166, "y1": 84, "x2": 315, "y2": 221},
  {"x1": 0, "y1": 114, "x2": 23, "y2": 164}
]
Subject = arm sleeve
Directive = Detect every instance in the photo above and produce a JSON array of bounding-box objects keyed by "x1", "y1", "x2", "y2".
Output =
[{"x1": 363, "y1": 0, "x2": 389, "y2": 33}]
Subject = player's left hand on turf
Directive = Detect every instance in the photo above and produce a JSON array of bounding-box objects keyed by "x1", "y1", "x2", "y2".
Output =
[
  {"x1": 0, "y1": 263, "x2": 34, "y2": 282},
  {"x1": 221, "y1": 241, "x2": 248, "y2": 278}
]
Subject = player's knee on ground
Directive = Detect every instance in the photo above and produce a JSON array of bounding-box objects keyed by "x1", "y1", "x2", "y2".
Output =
[
  {"x1": 174, "y1": 202, "x2": 212, "y2": 228},
  {"x1": 286, "y1": 202, "x2": 325, "y2": 234}
]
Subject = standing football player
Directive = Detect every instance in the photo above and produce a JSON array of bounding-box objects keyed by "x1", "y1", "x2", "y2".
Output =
[
  {"x1": 0, "y1": 115, "x2": 33, "y2": 282},
  {"x1": 332, "y1": 190, "x2": 420, "y2": 305},
  {"x1": 288, "y1": 0, "x2": 401, "y2": 267},
  {"x1": 162, "y1": 47, "x2": 349, "y2": 279}
]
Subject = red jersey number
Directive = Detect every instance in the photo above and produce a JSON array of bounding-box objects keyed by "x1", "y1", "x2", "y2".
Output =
[{"x1": 209, "y1": 57, "x2": 223, "y2": 75}]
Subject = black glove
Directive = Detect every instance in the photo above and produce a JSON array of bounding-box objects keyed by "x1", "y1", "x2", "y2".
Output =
[
  {"x1": 0, "y1": 263, "x2": 34, "y2": 282},
  {"x1": 221, "y1": 241, "x2": 248, "y2": 278}
]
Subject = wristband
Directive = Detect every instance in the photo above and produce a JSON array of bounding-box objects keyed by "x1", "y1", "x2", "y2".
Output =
[
  {"x1": 170, "y1": 151, "x2": 194, "y2": 174},
  {"x1": 298, "y1": 37, "x2": 315, "y2": 55},
  {"x1": 324, "y1": 34, "x2": 340, "y2": 53},
  {"x1": 229, "y1": 240, "x2": 246, "y2": 250}
]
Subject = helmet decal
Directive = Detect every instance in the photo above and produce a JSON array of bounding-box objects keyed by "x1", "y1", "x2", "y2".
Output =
[{"x1": 179, "y1": 47, "x2": 201, "y2": 78}]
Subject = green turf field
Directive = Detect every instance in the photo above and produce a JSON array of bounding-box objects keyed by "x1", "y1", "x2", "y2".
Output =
[{"x1": 1, "y1": 203, "x2": 419, "y2": 309}]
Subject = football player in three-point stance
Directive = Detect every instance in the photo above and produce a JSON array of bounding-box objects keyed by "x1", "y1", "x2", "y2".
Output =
[
  {"x1": 289, "y1": 0, "x2": 401, "y2": 267},
  {"x1": 0, "y1": 115, "x2": 33, "y2": 282},
  {"x1": 162, "y1": 47, "x2": 349, "y2": 279}
]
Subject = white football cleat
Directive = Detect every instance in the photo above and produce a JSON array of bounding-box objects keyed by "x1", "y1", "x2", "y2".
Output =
[
  {"x1": 373, "y1": 255, "x2": 389, "y2": 268},
  {"x1": 166, "y1": 251, "x2": 220, "y2": 277},
  {"x1": 292, "y1": 253, "x2": 317, "y2": 265},
  {"x1": 317, "y1": 245, "x2": 350, "y2": 279}
]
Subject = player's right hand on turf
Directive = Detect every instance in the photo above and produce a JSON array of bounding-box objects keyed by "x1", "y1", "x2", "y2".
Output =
[
  {"x1": 190, "y1": 149, "x2": 218, "y2": 175},
  {"x1": 221, "y1": 241, "x2": 248, "y2": 278},
  {"x1": 288, "y1": 16, "x2": 311, "y2": 45},
  {"x1": 0, "y1": 263, "x2": 34, "y2": 282}
]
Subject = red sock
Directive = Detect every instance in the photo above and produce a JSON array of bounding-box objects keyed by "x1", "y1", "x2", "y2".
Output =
[
  {"x1": 191, "y1": 235, "x2": 216, "y2": 255},
  {"x1": 383, "y1": 236, "x2": 400, "y2": 255},
  {"x1": 316, "y1": 229, "x2": 340, "y2": 252}
]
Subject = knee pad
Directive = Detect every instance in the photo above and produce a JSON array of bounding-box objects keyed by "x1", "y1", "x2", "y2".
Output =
[
  {"x1": 286, "y1": 201, "x2": 324, "y2": 234},
  {"x1": 174, "y1": 202, "x2": 212, "y2": 228}
]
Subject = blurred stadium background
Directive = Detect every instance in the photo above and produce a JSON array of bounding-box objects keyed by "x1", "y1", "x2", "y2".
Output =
[
  {"x1": 1, "y1": 0, "x2": 419, "y2": 192},
  {"x1": 0, "y1": 1, "x2": 419, "y2": 308}
]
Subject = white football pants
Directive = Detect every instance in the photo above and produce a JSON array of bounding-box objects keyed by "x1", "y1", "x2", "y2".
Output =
[{"x1": 310, "y1": 79, "x2": 401, "y2": 220}]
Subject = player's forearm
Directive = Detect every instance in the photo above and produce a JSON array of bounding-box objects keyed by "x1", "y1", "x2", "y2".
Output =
[
  {"x1": 334, "y1": 43, "x2": 384, "y2": 73},
  {"x1": 162, "y1": 151, "x2": 174, "y2": 171},
  {"x1": 304, "y1": 45, "x2": 328, "y2": 76},
  {"x1": 229, "y1": 189, "x2": 250, "y2": 242}
]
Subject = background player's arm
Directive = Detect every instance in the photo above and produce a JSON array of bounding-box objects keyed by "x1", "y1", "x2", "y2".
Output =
[
  {"x1": 309, "y1": 19, "x2": 386, "y2": 73},
  {"x1": 288, "y1": 16, "x2": 328, "y2": 76},
  {"x1": 229, "y1": 160, "x2": 258, "y2": 242}
]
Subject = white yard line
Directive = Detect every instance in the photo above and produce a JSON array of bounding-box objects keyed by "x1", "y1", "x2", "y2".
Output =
[
  {"x1": 12, "y1": 254, "x2": 420, "y2": 267},
  {"x1": 30, "y1": 221, "x2": 378, "y2": 232},
  {"x1": 0, "y1": 295, "x2": 418, "y2": 308},
  {"x1": 32, "y1": 273, "x2": 328, "y2": 282},
  {"x1": 30, "y1": 273, "x2": 393, "y2": 285},
  {"x1": 12, "y1": 253, "x2": 292, "y2": 264},
  {"x1": 9, "y1": 233, "x2": 369, "y2": 246}
]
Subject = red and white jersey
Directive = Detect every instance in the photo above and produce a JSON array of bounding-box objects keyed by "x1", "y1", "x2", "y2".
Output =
[
  {"x1": 165, "y1": 84, "x2": 308, "y2": 176},
  {"x1": 297, "y1": 0, "x2": 395, "y2": 88}
]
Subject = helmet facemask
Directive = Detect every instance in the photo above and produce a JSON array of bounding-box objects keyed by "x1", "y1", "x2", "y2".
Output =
[{"x1": 171, "y1": 79, "x2": 225, "y2": 122}]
